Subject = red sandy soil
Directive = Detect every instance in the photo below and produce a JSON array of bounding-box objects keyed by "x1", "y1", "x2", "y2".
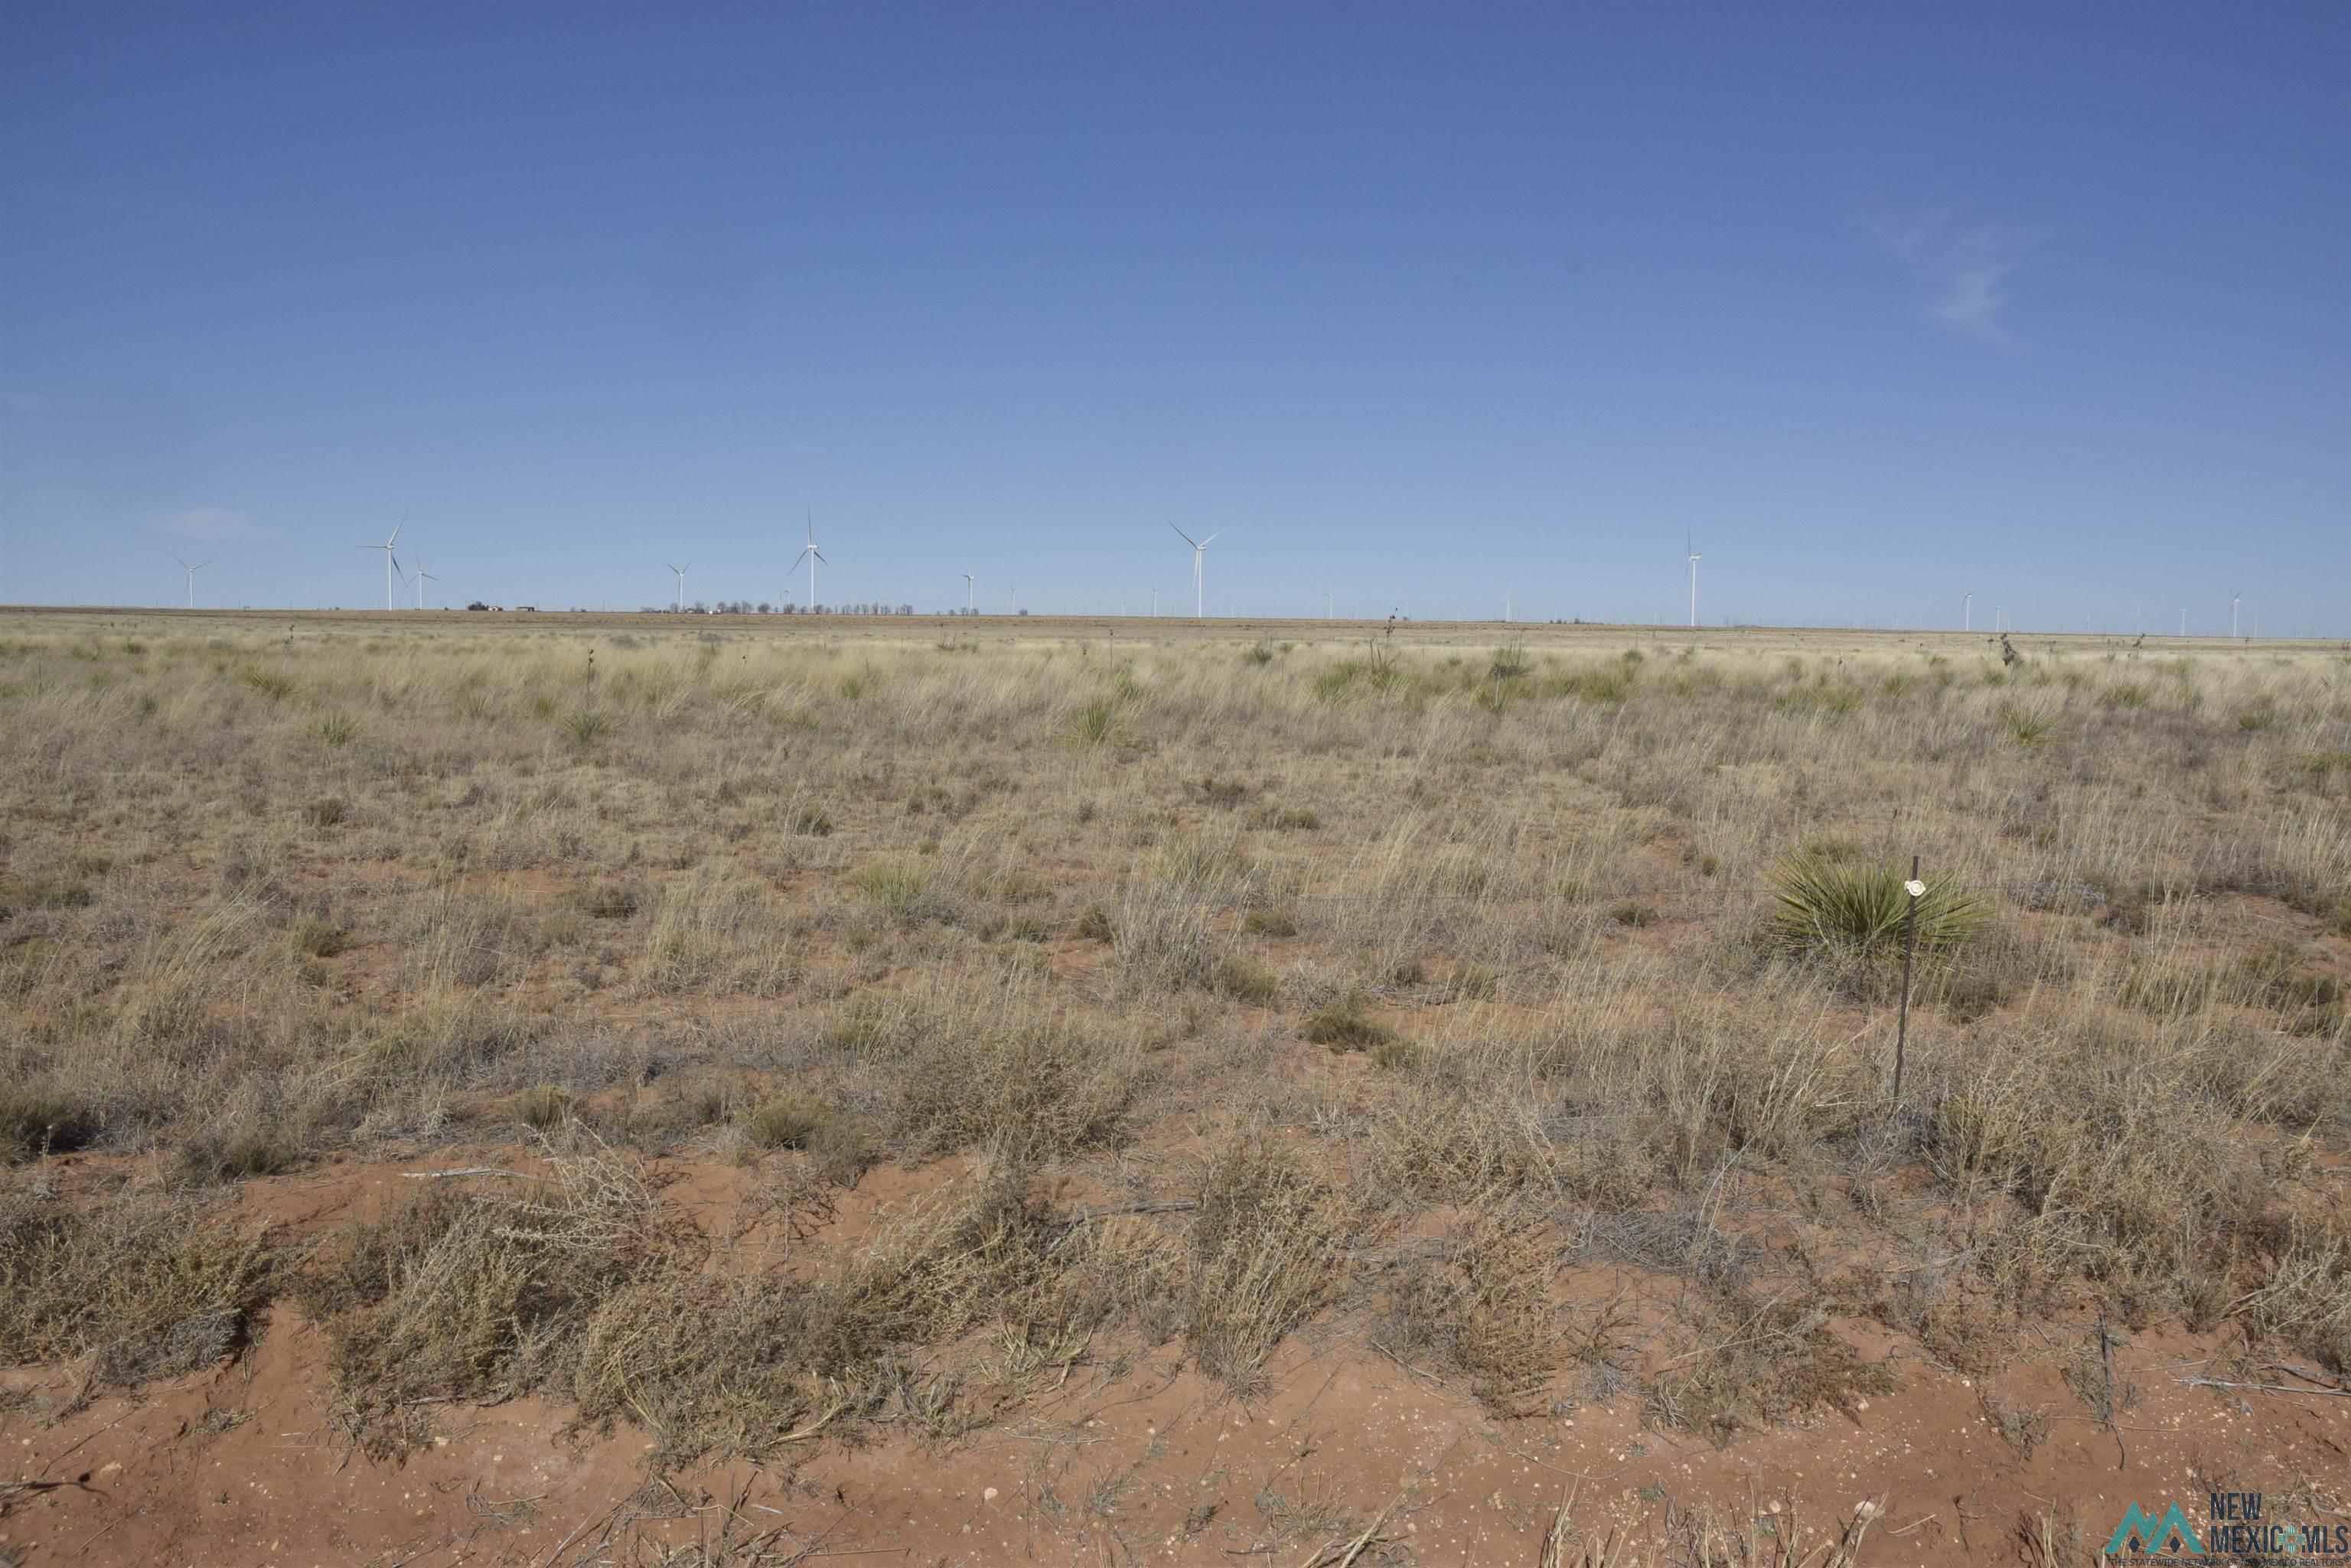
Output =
[
  {"x1": 7, "y1": 1159, "x2": 2349, "y2": 1567},
  {"x1": 9, "y1": 1310, "x2": 2347, "y2": 1566}
]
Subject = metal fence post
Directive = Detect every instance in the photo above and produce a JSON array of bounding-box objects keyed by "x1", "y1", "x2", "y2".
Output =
[{"x1": 1893, "y1": 854, "x2": 1922, "y2": 1105}]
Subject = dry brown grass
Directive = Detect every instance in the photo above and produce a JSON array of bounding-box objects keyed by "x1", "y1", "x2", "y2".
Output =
[
  {"x1": 0, "y1": 1179, "x2": 272, "y2": 1388},
  {"x1": 2, "y1": 610, "x2": 2346, "y2": 1456}
]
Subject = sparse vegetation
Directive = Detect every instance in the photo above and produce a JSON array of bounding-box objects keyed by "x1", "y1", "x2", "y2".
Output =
[{"x1": 0, "y1": 610, "x2": 2344, "y2": 1537}]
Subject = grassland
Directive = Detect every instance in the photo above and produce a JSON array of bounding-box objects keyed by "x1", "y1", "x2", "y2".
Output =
[{"x1": 2, "y1": 608, "x2": 2346, "y2": 1563}]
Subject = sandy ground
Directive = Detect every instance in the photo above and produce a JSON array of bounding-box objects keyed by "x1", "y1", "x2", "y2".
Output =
[{"x1": 7, "y1": 1156, "x2": 2346, "y2": 1568}]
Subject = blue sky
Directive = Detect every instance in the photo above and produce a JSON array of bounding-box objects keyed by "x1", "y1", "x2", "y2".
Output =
[{"x1": 2, "y1": 2, "x2": 2344, "y2": 632}]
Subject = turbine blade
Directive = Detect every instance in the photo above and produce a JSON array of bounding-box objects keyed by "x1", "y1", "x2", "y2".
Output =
[
  {"x1": 1169, "y1": 521, "x2": 1198, "y2": 547},
  {"x1": 1200, "y1": 531, "x2": 1221, "y2": 546},
  {"x1": 172, "y1": 555, "x2": 190, "y2": 570},
  {"x1": 196, "y1": 561, "x2": 212, "y2": 572},
  {"x1": 388, "y1": 520, "x2": 403, "y2": 548}
]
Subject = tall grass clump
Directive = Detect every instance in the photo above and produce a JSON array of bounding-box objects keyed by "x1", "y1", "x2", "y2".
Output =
[
  {"x1": 306, "y1": 1145, "x2": 665, "y2": 1454},
  {"x1": 1, "y1": 1187, "x2": 272, "y2": 1385}
]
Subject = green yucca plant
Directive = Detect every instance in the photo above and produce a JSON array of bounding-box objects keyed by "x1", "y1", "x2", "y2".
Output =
[
  {"x1": 1999, "y1": 703, "x2": 2057, "y2": 745},
  {"x1": 562, "y1": 709, "x2": 613, "y2": 746},
  {"x1": 1764, "y1": 852, "x2": 1990, "y2": 962},
  {"x1": 849, "y1": 860, "x2": 932, "y2": 922},
  {"x1": 308, "y1": 709, "x2": 361, "y2": 748},
  {"x1": 1060, "y1": 692, "x2": 1129, "y2": 748}
]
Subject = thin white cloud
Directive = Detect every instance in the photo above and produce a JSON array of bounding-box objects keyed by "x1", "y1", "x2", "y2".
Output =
[
  {"x1": 154, "y1": 507, "x2": 277, "y2": 541},
  {"x1": 1875, "y1": 212, "x2": 2023, "y2": 347}
]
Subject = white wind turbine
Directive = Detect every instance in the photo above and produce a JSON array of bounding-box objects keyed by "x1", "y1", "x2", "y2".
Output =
[
  {"x1": 2230, "y1": 590, "x2": 2242, "y2": 639},
  {"x1": 1684, "y1": 528, "x2": 1701, "y2": 628},
  {"x1": 963, "y1": 572, "x2": 975, "y2": 613},
  {"x1": 665, "y1": 561, "x2": 691, "y2": 613},
  {"x1": 412, "y1": 554, "x2": 439, "y2": 610},
  {"x1": 171, "y1": 555, "x2": 212, "y2": 610},
  {"x1": 1963, "y1": 592, "x2": 1973, "y2": 633},
  {"x1": 356, "y1": 517, "x2": 404, "y2": 611},
  {"x1": 1169, "y1": 522, "x2": 1221, "y2": 618},
  {"x1": 794, "y1": 508, "x2": 827, "y2": 611}
]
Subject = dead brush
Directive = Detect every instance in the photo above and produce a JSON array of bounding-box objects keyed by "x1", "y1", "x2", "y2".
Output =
[
  {"x1": 1299, "y1": 993, "x2": 1394, "y2": 1051},
  {"x1": 1180, "y1": 1131, "x2": 1356, "y2": 1388},
  {"x1": 572, "y1": 1165, "x2": 1067, "y2": 1459},
  {"x1": 0, "y1": 1082, "x2": 100, "y2": 1160},
  {"x1": 1110, "y1": 826, "x2": 1253, "y2": 993},
  {"x1": 876, "y1": 1011, "x2": 1137, "y2": 1162},
  {"x1": 637, "y1": 869, "x2": 792, "y2": 996},
  {"x1": 1363, "y1": 1081, "x2": 1554, "y2": 1202},
  {"x1": 305, "y1": 1139, "x2": 668, "y2": 1455},
  {"x1": 1644, "y1": 1282, "x2": 1896, "y2": 1445},
  {"x1": 2234, "y1": 1198, "x2": 2351, "y2": 1373},
  {"x1": 738, "y1": 1091, "x2": 874, "y2": 1179},
  {"x1": 1920, "y1": 1017, "x2": 2297, "y2": 1328},
  {"x1": 0, "y1": 1182, "x2": 272, "y2": 1387},
  {"x1": 1384, "y1": 1202, "x2": 1563, "y2": 1413}
]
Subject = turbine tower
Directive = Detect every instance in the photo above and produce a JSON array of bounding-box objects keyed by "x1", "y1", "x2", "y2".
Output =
[
  {"x1": 171, "y1": 555, "x2": 212, "y2": 611},
  {"x1": 1963, "y1": 592, "x2": 1972, "y2": 633},
  {"x1": 963, "y1": 572, "x2": 975, "y2": 613},
  {"x1": 412, "y1": 554, "x2": 439, "y2": 610},
  {"x1": 665, "y1": 562, "x2": 691, "y2": 613},
  {"x1": 2230, "y1": 590, "x2": 2241, "y2": 639},
  {"x1": 356, "y1": 517, "x2": 403, "y2": 611},
  {"x1": 1170, "y1": 522, "x2": 1221, "y2": 618},
  {"x1": 1685, "y1": 529, "x2": 1701, "y2": 628},
  {"x1": 793, "y1": 508, "x2": 827, "y2": 612}
]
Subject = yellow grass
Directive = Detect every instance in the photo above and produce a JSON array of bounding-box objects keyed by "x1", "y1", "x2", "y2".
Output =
[{"x1": 2, "y1": 608, "x2": 2346, "y2": 1443}]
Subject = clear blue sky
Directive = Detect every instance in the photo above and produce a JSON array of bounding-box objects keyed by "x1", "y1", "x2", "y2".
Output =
[{"x1": 3, "y1": 2, "x2": 2345, "y2": 631}]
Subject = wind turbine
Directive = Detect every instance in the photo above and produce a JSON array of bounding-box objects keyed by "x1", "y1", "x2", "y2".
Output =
[
  {"x1": 1963, "y1": 592, "x2": 1972, "y2": 633},
  {"x1": 356, "y1": 517, "x2": 404, "y2": 611},
  {"x1": 665, "y1": 562, "x2": 691, "y2": 613},
  {"x1": 1684, "y1": 529, "x2": 1701, "y2": 628},
  {"x1": 962, "y1": 572, "x2": 975, "y2": 613},
  {"x1": 171, "y1": 555, "x2": 212, "y2": 610},
  {"x1": 794, "y1": 508, "x2": 827, "y2": 611},
  {"x1": 2230, "y1": 590, "x2": 2241, "y2": 639},
  {"x1": 1169, "y1": 523, "x2": 1220, "y2": 618},
  {"x1": 412, "y1": 554, "x2": 439, "y2": 610}
]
